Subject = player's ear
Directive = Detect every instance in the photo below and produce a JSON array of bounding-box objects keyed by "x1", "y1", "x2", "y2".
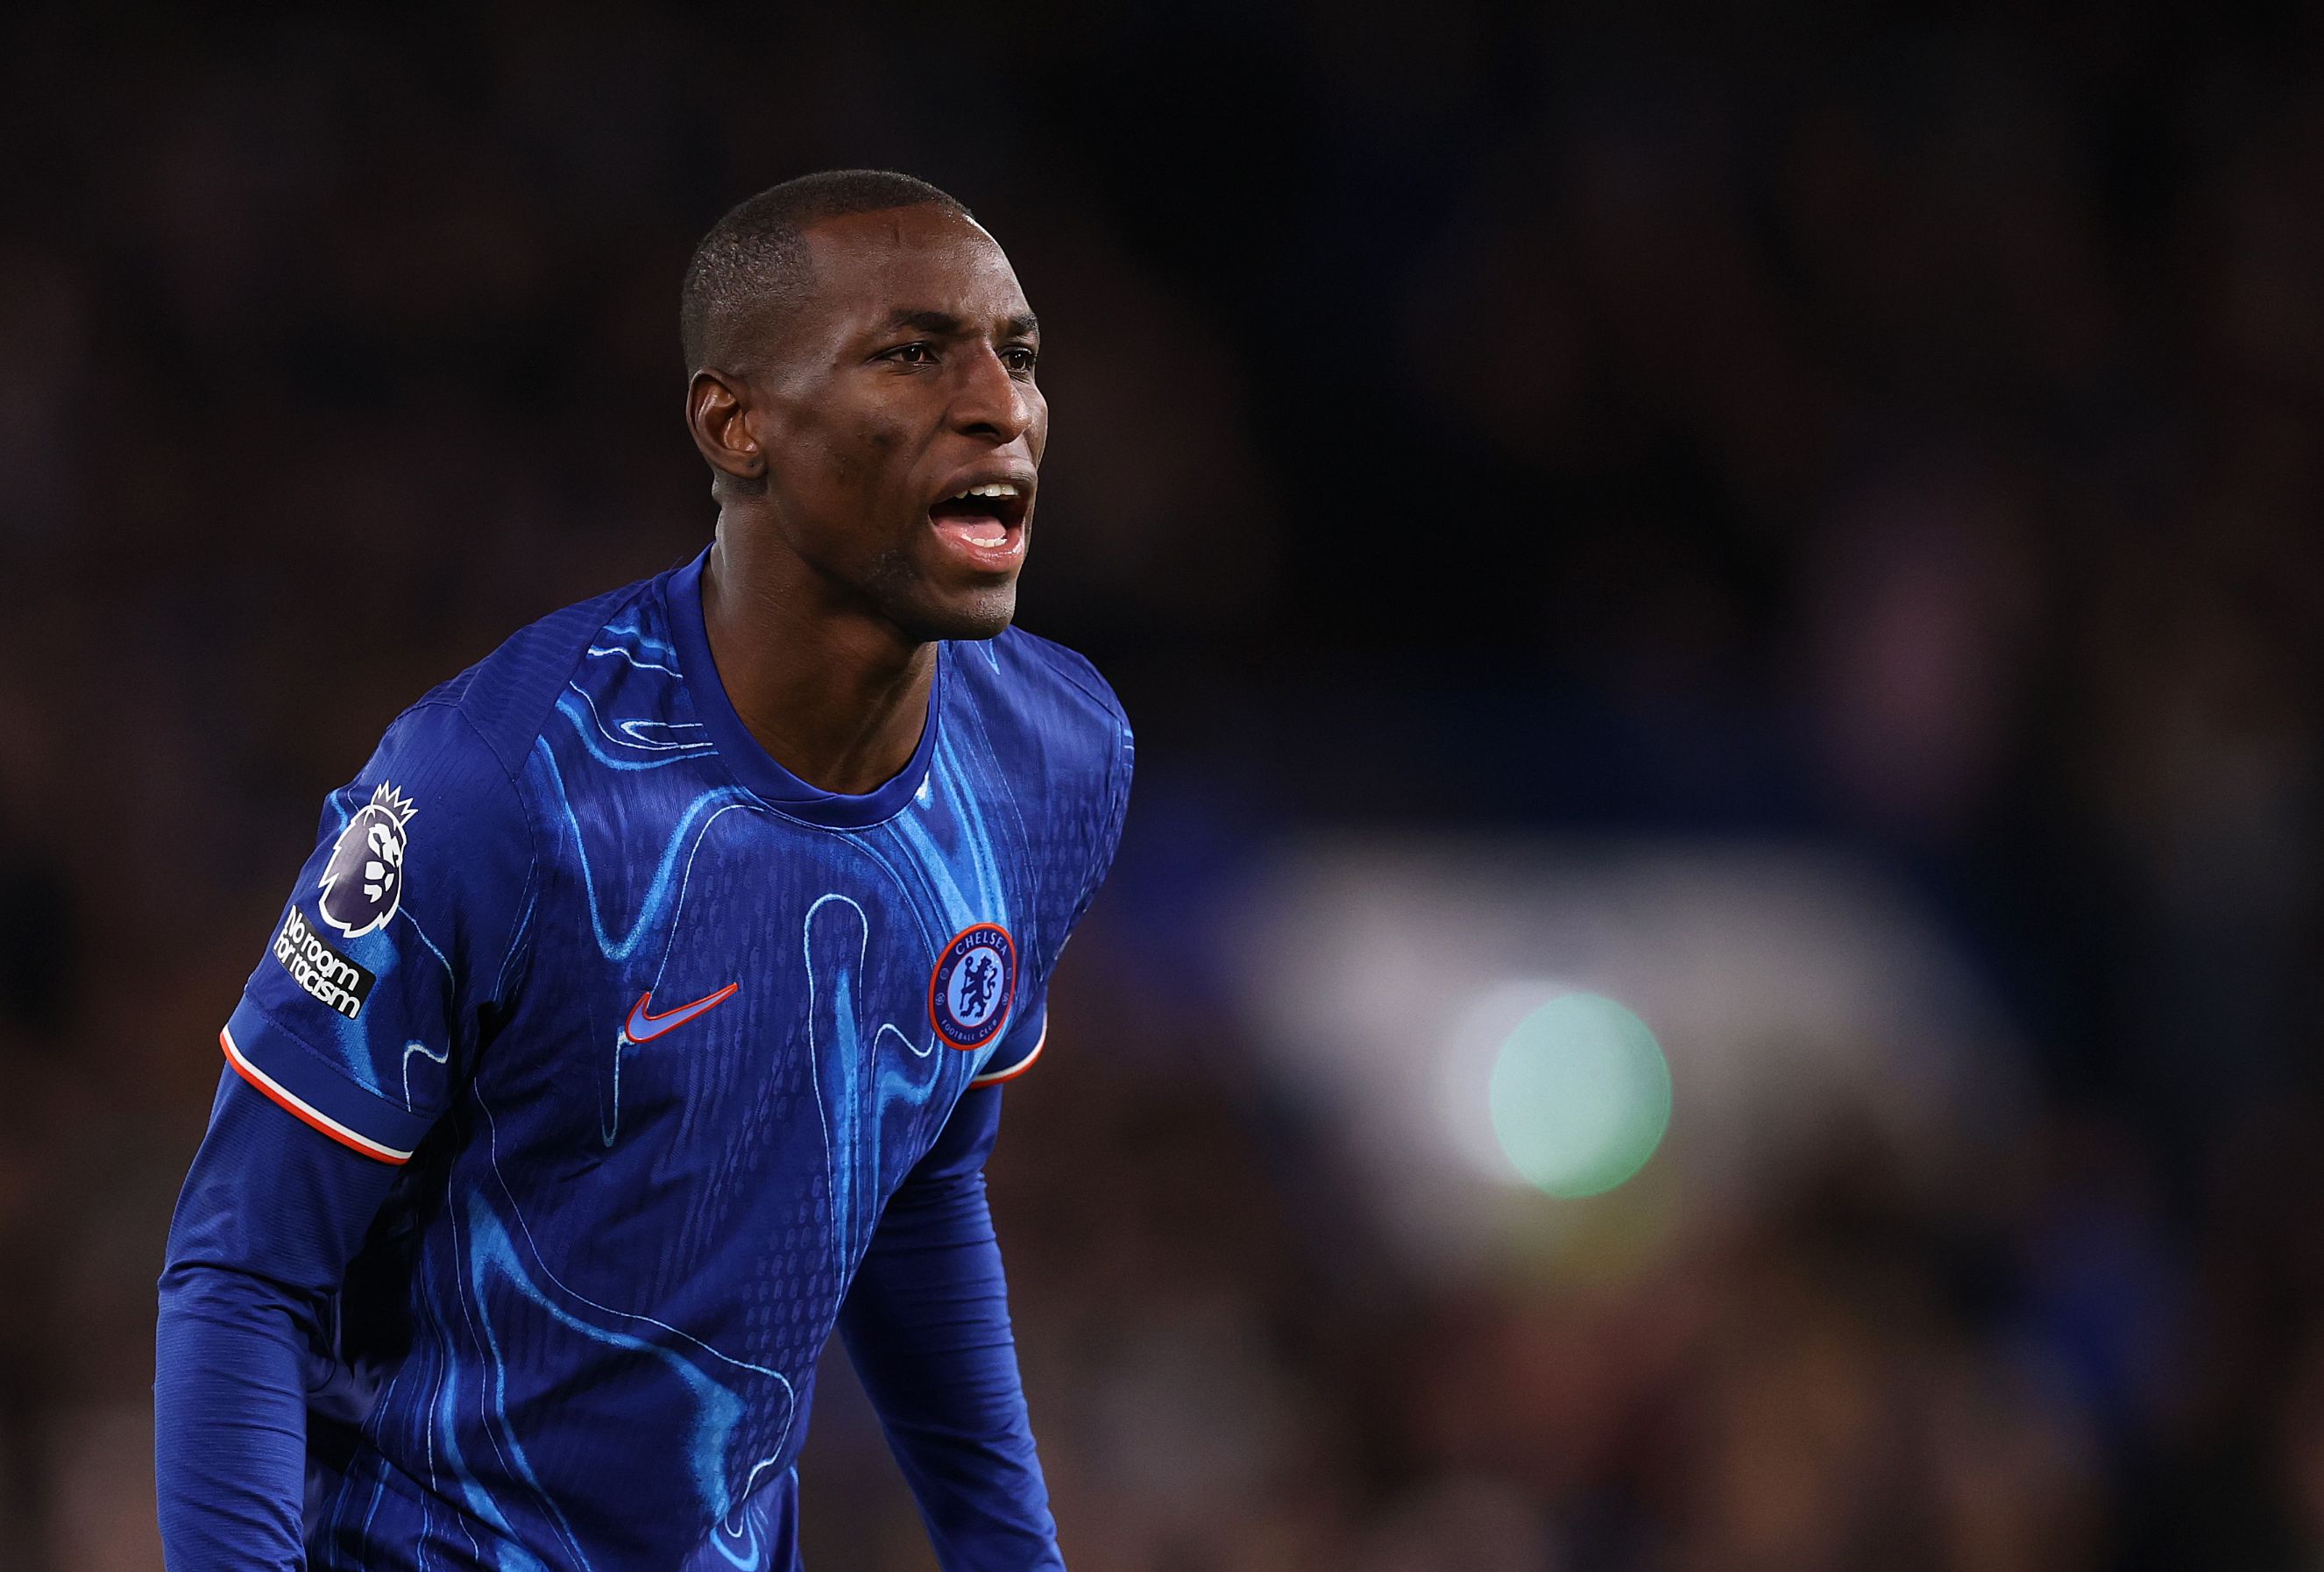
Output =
[{"x1": 685, "y1": 369, "x2": 767, "y2": 485}]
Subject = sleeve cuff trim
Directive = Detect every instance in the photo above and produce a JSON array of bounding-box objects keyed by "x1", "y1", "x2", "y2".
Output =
[
  {"x1": 969, "y1": 1021, "x2": 1047, "y2": 1087},
  {"x1": 220, "y1": 1026, "x2": 414, "y2": 1165}
]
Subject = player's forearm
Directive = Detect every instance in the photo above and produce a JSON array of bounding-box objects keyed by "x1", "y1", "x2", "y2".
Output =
[
  {"x1": 841, "y1": 1129, "x2": 1064, "y2": 1571},
  {"x1": 155, "y1": 1070, "x2": 406, "y2": 1570},
  {"x1": 155, "y1": 1263, "x2": 316, "y2": 1571}
]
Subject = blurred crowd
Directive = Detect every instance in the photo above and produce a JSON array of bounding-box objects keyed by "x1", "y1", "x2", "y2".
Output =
[{"x1": 4, "y1": 5, "x2": 2323, "y2": 1569}]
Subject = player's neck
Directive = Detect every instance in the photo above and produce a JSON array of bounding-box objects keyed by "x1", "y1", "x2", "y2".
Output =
[{"x1": 698, "y1": 537, "x2": 936, "y2": 797}]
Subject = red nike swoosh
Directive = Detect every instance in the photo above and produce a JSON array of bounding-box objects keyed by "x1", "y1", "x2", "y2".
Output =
[{"x1": 624, "y1": 984, "x2": 740, "y2": 1043}]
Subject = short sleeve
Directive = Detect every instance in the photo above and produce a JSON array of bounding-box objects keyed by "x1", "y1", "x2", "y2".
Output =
[
  {"x1": 221, "y1": 702, "x2": 535, "y2": 1164},
  {"x1": 968, "y1": 996, "x2": 1049, "y2": 1088},
  {"x1": 969, "y1": 708, "x2": 1132, "y2": 1089}
]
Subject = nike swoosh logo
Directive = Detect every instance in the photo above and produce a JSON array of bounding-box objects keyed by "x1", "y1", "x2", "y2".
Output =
[{"x1": 625, "y1": 983, "x2": 740, "y2": 1043}]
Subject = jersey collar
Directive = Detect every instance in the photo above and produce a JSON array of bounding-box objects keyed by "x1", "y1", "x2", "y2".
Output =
[{"x1": 663, "y1": 547, "x2": 943, "y2": 830}]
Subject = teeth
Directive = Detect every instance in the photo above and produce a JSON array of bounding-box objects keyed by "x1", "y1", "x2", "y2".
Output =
[{"x1": 949, "y1": 482, "x2": 1021, "y2": 500}]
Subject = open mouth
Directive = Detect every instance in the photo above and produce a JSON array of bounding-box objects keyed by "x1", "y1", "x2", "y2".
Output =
[{"x1": 927, "y1": 479, "x2": 1031, "y2": 557}]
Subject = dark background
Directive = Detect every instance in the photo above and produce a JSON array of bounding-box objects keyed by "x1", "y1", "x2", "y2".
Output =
[{"x1": 4, "y1": 6, "x2": 2323, "y2": 1568}]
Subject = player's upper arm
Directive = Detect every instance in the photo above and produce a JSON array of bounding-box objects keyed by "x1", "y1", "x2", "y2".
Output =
[
  {"x1": 968, "y1": 1000, "x2": 1049, "y2": 1089},
  {"x1": 970, "y1": 688, "x2": 1134, "y2": 1091},
  {"x1": 222, "y1": 700, "x2": 536, "y2": 1165}
]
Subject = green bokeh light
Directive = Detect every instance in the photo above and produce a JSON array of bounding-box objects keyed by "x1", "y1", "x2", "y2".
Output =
[{"x1": 1488, "y1": 993, "x2": 1672, "y2": 1197}]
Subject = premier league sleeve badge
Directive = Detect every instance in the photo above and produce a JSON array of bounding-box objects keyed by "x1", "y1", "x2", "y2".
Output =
[{"x1": 318, "y1": 782, "x2": 419, "y2": 939}]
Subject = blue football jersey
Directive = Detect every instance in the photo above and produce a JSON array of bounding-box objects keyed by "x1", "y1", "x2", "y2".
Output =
[{"x1": 215, "y1": 549, "x2": 1131, "y2": 1568}]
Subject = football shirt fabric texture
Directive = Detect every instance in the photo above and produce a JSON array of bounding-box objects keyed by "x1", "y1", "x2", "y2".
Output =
[{"x1": 154, "y1": 549, "x2": 1132, "y2": 1570}]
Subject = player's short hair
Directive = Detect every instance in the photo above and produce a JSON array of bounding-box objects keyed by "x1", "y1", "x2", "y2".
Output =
[{"x1": 680, "y1": 169, "x2": 971, "y2": 371}]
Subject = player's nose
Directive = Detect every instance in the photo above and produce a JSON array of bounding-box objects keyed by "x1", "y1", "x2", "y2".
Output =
[{"x1": 949, "y1": 346, "x2": 1038, "y2": 446}]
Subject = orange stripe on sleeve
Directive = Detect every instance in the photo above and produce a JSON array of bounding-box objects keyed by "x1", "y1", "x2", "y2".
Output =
[
  {"x1": 219, "y1": 1027, "x2": 412, "y2": 1165},
  {"x1": 968, "y1": 1023, "x2": 1048, "y2": 1088}
]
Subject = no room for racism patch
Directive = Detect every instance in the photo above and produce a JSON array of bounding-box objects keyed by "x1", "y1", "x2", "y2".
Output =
[{"x1": 273, "y1": 905, "x2": 377, "y2": 1019}]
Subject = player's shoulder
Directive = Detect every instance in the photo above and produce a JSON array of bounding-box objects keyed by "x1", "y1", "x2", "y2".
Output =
[
  {"x1": 953, "y1": 626, "x2": 1134, "y2": 840},
  {"x1": 968, "y1": 624, "x2": 1131, "y2": 741},
  {"x1": 347, "y1": 574, "x2": 663, "y2": 860},
  {"x1": 404, "y1": 577, "x2": 657, "y2": 777}
]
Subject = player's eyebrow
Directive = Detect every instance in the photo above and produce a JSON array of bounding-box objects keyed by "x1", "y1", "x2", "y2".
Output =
[
  {"x1": 885, "y1": 308, "x2": 963, "y2": 336},
  {"x1": 881, "y1": 308, "x2": 1040, "y2": 339}
]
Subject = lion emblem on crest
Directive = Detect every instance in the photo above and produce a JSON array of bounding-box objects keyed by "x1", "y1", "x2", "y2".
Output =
[{"x1": 319, "y1": 782, "x2": 417, "y2": 938}]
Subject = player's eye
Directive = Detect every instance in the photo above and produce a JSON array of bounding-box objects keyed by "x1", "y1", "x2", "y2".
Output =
[
  {"x1": 881, "y1": 342, "x2": 938, "y2": 366},
  {"x1": 1000, "y1": 345, "x2": 1038, "y2": 376}
]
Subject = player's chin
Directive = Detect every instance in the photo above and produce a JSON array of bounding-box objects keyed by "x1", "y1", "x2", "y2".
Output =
[
  {"x1": 900, "y1": 578, "x2": 1020, "y2": 643},
  {"x1": 894, "y1": 530, "x2": 1026, "y2": 641}
]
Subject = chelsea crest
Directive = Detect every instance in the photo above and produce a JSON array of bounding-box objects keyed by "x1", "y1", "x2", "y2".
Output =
[{"x1": 928, "y1": 923, "x2": 1017, "y2": 1051}]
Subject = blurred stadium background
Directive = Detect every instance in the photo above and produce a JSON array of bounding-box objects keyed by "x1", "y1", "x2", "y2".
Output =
[{"x1": 5, "y1": 6, "x2": 2324, "y2": 1569}]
